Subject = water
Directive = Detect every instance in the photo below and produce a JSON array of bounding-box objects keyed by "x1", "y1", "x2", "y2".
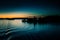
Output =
[{"x1": 0, "y1": 20, "x2": 60, "y2": 40}]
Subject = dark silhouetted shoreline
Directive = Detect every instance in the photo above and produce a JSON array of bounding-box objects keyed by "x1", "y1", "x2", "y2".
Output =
[
  {"x1": 0, "y1": 15, "x2": 60, "y2": 23},
  {"x1": 22, "y1": 15, "x2": 60, "y2": 23}
]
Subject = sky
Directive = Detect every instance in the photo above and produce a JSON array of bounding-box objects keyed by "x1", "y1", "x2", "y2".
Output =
[{"x1": 0, "y1": 0, "x2": 60, "y2": 18}]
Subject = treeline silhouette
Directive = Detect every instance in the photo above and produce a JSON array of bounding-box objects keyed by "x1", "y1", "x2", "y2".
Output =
[
  {"x1": 22, "y1": 15, "x2": 60, "y2": 24},
  {"x1": 0, "y1": 15, "x2": 60, "y2": 23}
]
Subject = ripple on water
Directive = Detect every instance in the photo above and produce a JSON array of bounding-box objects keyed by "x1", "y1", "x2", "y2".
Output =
[{"x1": 0, "y1": 20, "x2": 60, "y2": 40}]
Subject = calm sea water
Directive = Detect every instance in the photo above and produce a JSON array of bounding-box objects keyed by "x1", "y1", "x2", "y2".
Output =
[{"x1": 0, "y1": 20, "x2": 60, "y2": 40}]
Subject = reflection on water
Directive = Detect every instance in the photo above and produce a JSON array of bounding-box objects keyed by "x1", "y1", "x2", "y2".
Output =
[{"x1": 0, "y1": 20, "x2": 60, "y2": 40}]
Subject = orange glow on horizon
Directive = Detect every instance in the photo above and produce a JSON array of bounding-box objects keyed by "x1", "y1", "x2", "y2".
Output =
[{"x1": 0, "y1": 13, "x2": 36, "y2": 18}]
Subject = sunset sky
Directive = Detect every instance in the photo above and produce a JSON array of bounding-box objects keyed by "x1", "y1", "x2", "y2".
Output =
[
  {"x1": 0, "y1": 12, "x2": 40, "y2": 18},
  {"x1": 0, "y1": 0, "x2": 60, "y2": 18}
]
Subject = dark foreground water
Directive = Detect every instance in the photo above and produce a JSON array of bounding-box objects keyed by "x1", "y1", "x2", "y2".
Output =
[{"x1": 0, "y1": 20, "x2": 60, "y2": 40}]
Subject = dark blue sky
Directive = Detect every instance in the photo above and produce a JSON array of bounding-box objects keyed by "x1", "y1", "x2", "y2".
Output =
[{"x1": 0, "y1": 0, "x2": 60, "y2": 16}]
